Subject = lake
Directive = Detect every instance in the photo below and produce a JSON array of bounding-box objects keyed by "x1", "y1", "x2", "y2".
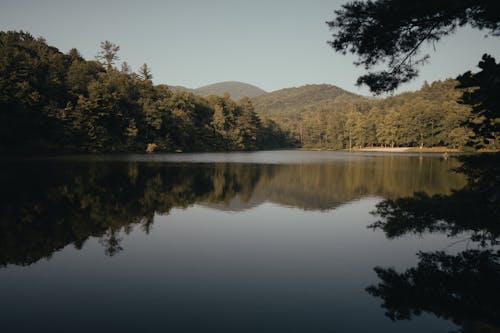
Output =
[{"x1": 1, "y1": 150, "x2": 490, "y2": 332}]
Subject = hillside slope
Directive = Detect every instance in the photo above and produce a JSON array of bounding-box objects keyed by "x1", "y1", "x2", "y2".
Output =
[
  {"x1": 251, "y1": 84, "x2": 367, "y2": 117},
  {"x1": 169, "y1": 81, "x2": 267, "y2": 100},
  {"x1": 168, "y1": 85, "x2": 195, "y2": 93},
  {"x1": 251, "y1": 79, "x2": 473, "y2": 150},
  {"x1": 195, "y1": 81, "x2": 267, "y2": 100}
]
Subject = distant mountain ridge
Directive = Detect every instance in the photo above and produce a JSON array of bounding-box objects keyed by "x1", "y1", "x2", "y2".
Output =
[
  {"x1": 250, "y1": 83, "x2": 367, "y2": 118},
  {"x1": 168, "y1": 85, "x2": 196, "y2": 94},
  {"x1": 169, "y1": 82, "x2": 365, "y2": 115},
  {"x1": 170, "y1": 81, "x2": 267, "y2": 100}
]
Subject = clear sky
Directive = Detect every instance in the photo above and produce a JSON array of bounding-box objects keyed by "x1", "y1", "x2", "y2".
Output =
[{"x1": 1, "y1": 0, "x2": 499, "y2": 95}]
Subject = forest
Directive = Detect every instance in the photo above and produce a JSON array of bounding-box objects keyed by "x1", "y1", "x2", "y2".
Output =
[
  {"x1": 252, "y1": 80, "x2": 494, "y2": 150},
  {"x1": 1, "y1": 30, "x2": 497, "y2": 153},
  {"x1": 0, "y1": 31, "x2": 295, "y2": 153}
]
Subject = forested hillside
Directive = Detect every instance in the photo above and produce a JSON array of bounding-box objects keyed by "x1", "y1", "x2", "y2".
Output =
[
  {"x1": 1, "y1": 30, "x2": 494, "y2": 153},
  {"x1": 195, "y1": 81, "x2": 266, "y2": 100},
  {"x1": 0, "y1": 31, "x2": 295, "y2": 153},
  {"x1": 252, "y1": 84, "x2": 367, "y2": 146},
  {"x1": 170, "y1": 81, "x2": 266, "y2": 100},
  {"x1": 252, "y1": 84, "x2": 363, "y2": 115},
  {"x1": 252, "y1": 81, "x2": 487, "y2": 150}
]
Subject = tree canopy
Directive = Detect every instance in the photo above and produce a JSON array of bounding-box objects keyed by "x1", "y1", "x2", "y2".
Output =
[
  {"x1": 0, "y1": 31, "x2": 296, "y2": 153},
  {"x1": 1, "y1": 29, "x2": 495, "y2": 152},
  {"x1": 457, "y1": 54, "x2": 500, "y2": 146},
  {"x1": 253, "y1": 80, "x2": 486, "y2": 150},
  {"x1": 327, "y1": 0, "x2": 500, "y2": 94}
]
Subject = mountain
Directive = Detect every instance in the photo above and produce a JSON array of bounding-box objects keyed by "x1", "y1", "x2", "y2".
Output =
[
  {"x1": 169, "y1": 81, "x2": 267, "y2": 100},
  {"x1": 250, "y1": 84, "x2": 372, "y2": 149},
  {"x1": 195, "y1": 81, "x2": 267, "y2": 99},
  {"x1": 168, "y1": 85, "x2": 195, "y2": 93},
  {"x1": 251, "y1": 84, "x2": 366, "y2": 118},
  {"x1": 250, "y1": 79, "x2": 475, "y2": 150}
]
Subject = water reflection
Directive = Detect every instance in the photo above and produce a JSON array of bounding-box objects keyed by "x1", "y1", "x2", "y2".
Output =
[
  {"x1": 0, "y1": 155, "x2": 464, "y2": 266},
  {"x1": 368, "y1": 154, "x2": 500, "y2": 332}
]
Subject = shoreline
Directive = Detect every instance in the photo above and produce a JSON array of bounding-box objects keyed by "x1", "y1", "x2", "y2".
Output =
[
  {"x1": 301, "y1": 146, "x2": 464, "y2": 153},
  {"x1": 354, "y1": 147, "x2": 459, "y2": 153}
]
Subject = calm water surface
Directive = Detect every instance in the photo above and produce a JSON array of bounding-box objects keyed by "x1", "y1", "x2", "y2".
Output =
[{"x1": 0, "y1": 151, "x2": 476, "y2": 332}]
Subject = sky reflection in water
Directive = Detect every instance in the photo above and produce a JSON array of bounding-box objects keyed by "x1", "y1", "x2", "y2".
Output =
[{"x1": 0, "y1": 152, "x2": 473, "y2": 332}]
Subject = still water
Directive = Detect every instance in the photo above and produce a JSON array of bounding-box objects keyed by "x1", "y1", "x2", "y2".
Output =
[{"x1": 0, "y1": 151, "x2": 485, "y2": 332}]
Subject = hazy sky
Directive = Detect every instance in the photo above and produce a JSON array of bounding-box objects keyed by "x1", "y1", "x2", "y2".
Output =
[{"x1": 1, "y1": 0, "x2": 499, "y2": 95}]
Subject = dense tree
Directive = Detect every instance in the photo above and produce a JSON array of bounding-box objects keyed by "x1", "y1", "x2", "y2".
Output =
[
  {"x1": 0, "y1": 31, "x2": 70, "y2": 150},
  {"x1": 0, "y1": 31, "x2": 296, "y2": 153},
  {"x1": 67, "y1": 59, "x2": 104, "y2": 96},
  {"x1": 327, "y1": 0, "x2": 500, "y2": 94},
  {"x1": 1, "y1": 29, "x2": 489, "y2": 153},
  {"x1": 96, "y1": 40, "x2": 120, "y2": 70},
  {"x1": 237, "y1": 96, "x2": 261, "y2": 150},
  {"x1": 344, "y1": 109, "x2": 363, "y2": 149},
  {"x1": 327, "y1": 1, "x2": 500, "y2": 151},
  {"x1": 138, "y1": 63, "x2": 153, "y2": 81},
  {"x1": 254, "y1": 80, "x2": 479, "y2": 150},
  {"x1": 457, "y1": 54, "x2": 500, "y2": 148}
]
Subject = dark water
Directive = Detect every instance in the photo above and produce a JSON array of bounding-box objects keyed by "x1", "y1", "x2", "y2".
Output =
[{"x1": 1, "y1": 151, "x2": 495, "y2": 332}]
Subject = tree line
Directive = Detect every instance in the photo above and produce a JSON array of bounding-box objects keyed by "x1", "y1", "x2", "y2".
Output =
[
  {"x1": 261, "y1": 78, "x2": 496, "y2": 150},
  {"x1": 322, "y1": 0, "x2": 499, "y2": 150},
  {"x1": 2, "y1": 30, "x2": 497, "y2": 153},
  {"x1": 0, "y1": 31, "x2": 296, "y2": 153}
]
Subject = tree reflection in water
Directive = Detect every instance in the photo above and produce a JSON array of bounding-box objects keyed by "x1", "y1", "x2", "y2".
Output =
[
  {"x1": 368, "y1": 154, "x2": 500, "y2": 333},
  {"x1": 0, "y1": 155, "x2": 463, "y2": 267},
  {"x1": 0, "y1": 162, "x2": 266, "y2": 266}
]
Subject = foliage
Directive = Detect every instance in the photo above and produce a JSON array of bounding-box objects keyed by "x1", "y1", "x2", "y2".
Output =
[
  {"x1": 0, "y1": 31, "x2": 296, "y2": 153},
  {"x1": 326, "y1": 0, "x2": 500, "y2": 150},
  {"x1": 253, "y1": 80, "x2": 481, "y2": 149},
  {"x1": 96, "y1": 40, "x2": 120, "y2": 70},
  {"x1": 138, "y1": 63, "x2": 153, "y2": 81},
  {"x1": 1, "y1": 29, "x2": 493, "y2": 152},
  {"x1": 327, "y1": 0, "x2": 500, "y2": 94},
  {"x1": 457, "y1": 54, "x2": 500, "y2": 148}
]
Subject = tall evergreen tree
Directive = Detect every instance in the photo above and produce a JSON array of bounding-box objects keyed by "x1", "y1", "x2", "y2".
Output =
[
  {"x1": 96, "y1": 40, "x2": 120, "y2": 70},
  {"x1": 138, "y1": 63, "x2": 153, "y2": 81}
]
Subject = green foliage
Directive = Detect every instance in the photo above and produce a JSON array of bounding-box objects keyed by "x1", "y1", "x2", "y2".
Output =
[
  {"x1": 0, "y1": 31, "x2": 296, "y2": 153},
  {"x1": 138, "y1": 63, "x2": 153, "y2": 81},
  {"x1": 0, "y1": 31, "x2": 71, "y2": 150},
  {"x1": 253, "y1": 80, "x2": 482, "y2": 150},
  {"x1": 457, "y1": 54, "x2": 500, "y2": 148},
  {"x1": 327, "y1": 0, "x2": 500, "y2": 93},
  {"x1": 96, "y1": 40, "x2": 120, "y2": 70},
  {"x1": 2, "y1": 29, "x2": 487, "y2": 153},
  {"x1": 326, "y1": 0, "x2": 500, "y2": 148}
]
